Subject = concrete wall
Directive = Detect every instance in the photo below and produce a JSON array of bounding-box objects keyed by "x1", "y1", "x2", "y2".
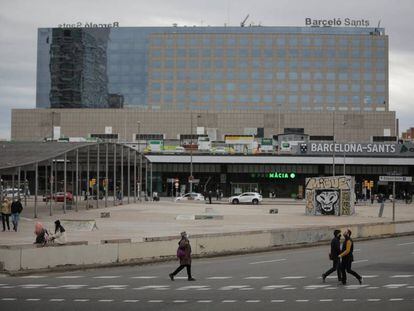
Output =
[
  {"x1": 1, "y1": 220, "x2": 413, "y2": 272},
  {"x1": 11, "y1": 109, "x2": 396, "y2": 143}
]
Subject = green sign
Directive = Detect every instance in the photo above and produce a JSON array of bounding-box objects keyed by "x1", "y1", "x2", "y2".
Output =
[
  {"x1": 251, "y1": 172, "x2": 296, "y2": 179},
  {"x1": 268, "y1": 172, "x2": 296, "y2": 179}
]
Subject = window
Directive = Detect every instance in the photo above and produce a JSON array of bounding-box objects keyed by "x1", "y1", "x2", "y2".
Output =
[
  {"x1": 351, "y1": 61, "x2": 360, "y2": 69},
  {"x1": 239, "y1": 37, "x2": 248, "y2": 45},
  {"x1": 152, "y1": 50, "x2": 161, "y2": 57},
  {"x1": 326, "y1": 73, "x2": 335, "y2": 80},
  {"x1": 313, "y1": 38, "x2": 322, "y2": 46},
  {"x1": 376, "y1": 85, "x2": 385, "y2": 92},
  {"x1": 338, "y1": 73, "x2": 348, "y2": 80},
  {"x1": 189, "y1": 49, "x2": 198, "y2": 57},
  {"x1": 264, "y1": 95, "x2": 272, "y2": 103},
  {"x1": 352, "y1": 95, "x2": 360, "y2": 105},
  {"x1": 363, "y1": 95, "x2": 372, "y2": 104},
  {"x1": 301, "y1": 95, "x2": 310, "y2": 104},
  {"x1": 363, "y1": 73, "x2": 372, "y2": 81},
  {"x1": 313, "y1": 72, "x2": 323, "y2": 80},
  {"x1": 276, "y1": 95, "x2": 285, "y2": 103},
  {"x1": 151, "y1": 83, "x2": 161, "y2": 91},
  {"x1": 338, "y1": 95, "x2": 348, "y2": 104},
  {"x1": 301, "y1": 84, "x2": 311, "y2": 91},
  {"x1": 276, "y1": 72, "x2": 286, "y2": 80},
  {"x1": 301, "y1": 72, "x2": 311, "y2": 80},
  {"x1": 289, "y1": 72, "x2": 298, "y2": 80},
  {"x1": 289, "y1": 95, "x2": 298, "y2": 103},
  {"x1": 339, "y1": 84, "x2": 348, "y2": 92},
  {"x1": 202, "y1": 49, "x2": 211, "y2": 57},
  {"x1": 289, "y1": 37, "x2": 298, "y2": 46},
  {"x1": 326, "y1": 83, "x2": 335, "y2": 92},
  {"x1": 376, "y1": 73, "x2": 386, "y2": 81},
  {"x1": 276, "y1": 37, "x2": 286, "y2": 46},
  {"x1": 313, "y1": 84, "x2": 323, "y2": 92},
  {"x1": 351, "y1": 84, "x2": 360, "y2": 92},
  {"x1": 351, "y1": 73, "x2": 360, "y2": 80},
  {"x1": 226, "y1": 49, "x2": 236, "y2": 57},
  {"x1": 302, "y1": 37, "x2": 311, "y2": 46},
  {"x1": 289, "y1": 84, "x2": 299, "y2": 92}
]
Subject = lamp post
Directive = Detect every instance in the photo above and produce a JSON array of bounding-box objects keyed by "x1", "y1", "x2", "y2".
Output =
[
  {"x1": 51, "y1": 111, "x2": 55, "y2": 140},
  {"x1": 189, "y1": 113, "x2": 193, "y2": 193},
  {"x1": 332, "y1": 111, "x2": 335, "y2": 177},
  {"x1": 137, "y1": 121, "x2": 141, "y2": 201},
  {"x1": 189, "y1": 114, "x2": 201, "y2": 193},
  {"x1": 343, "y1": 120, "x2": 347, "y2": 176}
]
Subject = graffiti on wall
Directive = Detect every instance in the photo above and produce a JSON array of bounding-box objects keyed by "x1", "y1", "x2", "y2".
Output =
[
  {"x1": 315, "y1": 189, "x2": 340, "y2": 215},
  {"x1": 305, "y1": 176, "x2": 355, "y2": 216},
  {"x1": 306, "y1": 176, "x2": 352, "y2": 191}
]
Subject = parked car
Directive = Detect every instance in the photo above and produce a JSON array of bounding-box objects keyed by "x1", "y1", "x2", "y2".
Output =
[
  {"x1": 211, "y1": 146, "x2": 226, "y2": 154},
  {"x1": 229, "y1": 192, "x2": 262, "y2": 205},
  {"x1": 175, "y1": 192, "x2": 205, "y2": 202},
  {"x1": 43, "y1": 192, "x2": 73, "y2": 202},
  {"x1": 2, "y1": 188, "x2": 23, "y2": 197}
]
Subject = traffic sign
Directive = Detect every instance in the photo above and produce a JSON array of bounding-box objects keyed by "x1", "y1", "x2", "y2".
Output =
[
  {"x1": 189, "y1": 179, "x2": 200, "y2": 183},
  {"x1": 379, "y1": 176, "x2": 412, "y2": 182}
]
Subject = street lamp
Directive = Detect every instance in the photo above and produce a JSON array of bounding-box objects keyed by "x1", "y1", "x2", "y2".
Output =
[
  {"x1": 189, "y1": 114, "x2": 201, "y2": 193},
  {"x1": 136, "y1": 121, "x2": 141, "y2": 151},
  {"x1": 343, "y1": 120, "x2": 347, "y2": 176},
  {"x1": 137, "y1": 121, "x2": 141, "y2": 201},
  {"x1": 332, "y1": 111, "x2": 335, "y2": 177}
]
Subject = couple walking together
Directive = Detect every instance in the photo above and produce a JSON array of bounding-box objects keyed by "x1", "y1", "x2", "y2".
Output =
[{"x1": 322, "y1": 229, "x2": 362, "y2": 285}]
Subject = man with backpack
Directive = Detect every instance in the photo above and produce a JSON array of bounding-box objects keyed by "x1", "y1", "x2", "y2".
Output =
[{"x1": 169, "y1": 231, "x2": 195, "y2": 281}]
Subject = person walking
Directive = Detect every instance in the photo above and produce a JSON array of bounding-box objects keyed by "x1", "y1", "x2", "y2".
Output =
[
  {"x1": 169, "y1": 231, "x2": 195, "y2": 281},
  {"x1": 339, "y1": 229, "x2": 362, "y2": 285},
  {"x1": 322, "y1": 229, "x2": 342, "y2": 283},
  {"x1": 10, "y1": 197, "x2": 23, "y2": 231},
  {"x1": 1, "y1": 198, "x2": 11, "y2": 231}
]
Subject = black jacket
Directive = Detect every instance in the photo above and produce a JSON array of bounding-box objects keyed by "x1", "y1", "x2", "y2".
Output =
[
  {"x1": 11, "y1": 201, "x2": 23, "y2": 214},
  {"x1": 330, "y1": 236, "x2": 341, "y2": 259}
]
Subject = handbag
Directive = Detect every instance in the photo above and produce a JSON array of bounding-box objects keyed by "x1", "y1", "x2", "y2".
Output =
[{"x1": 177, "y1": 247, "x2": 186, "y2": 259}]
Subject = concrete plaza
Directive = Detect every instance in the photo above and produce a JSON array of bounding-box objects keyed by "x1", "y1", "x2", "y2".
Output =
[{"x1": 1, "y1": 198, "x2": 413, "y2": 246}]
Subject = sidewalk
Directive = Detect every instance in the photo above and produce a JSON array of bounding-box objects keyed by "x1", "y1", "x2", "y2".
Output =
[{"x1": 1, "y1": 198, "x2": 413, "y2": 246}]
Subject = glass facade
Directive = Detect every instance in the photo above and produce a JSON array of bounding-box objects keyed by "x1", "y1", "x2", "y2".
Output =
[{"x1": 36, "y1": 26, "x2": 388, "y2": 112}]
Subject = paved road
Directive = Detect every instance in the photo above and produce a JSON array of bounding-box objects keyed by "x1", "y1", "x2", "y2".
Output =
[{"x1": 1, "y1": 236, "x2": 413, "y2": 310}]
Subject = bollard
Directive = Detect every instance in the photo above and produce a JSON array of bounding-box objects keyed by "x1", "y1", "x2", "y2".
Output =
[{"x1": 378, "y1": 202, "x2": 385, "y2": 217}]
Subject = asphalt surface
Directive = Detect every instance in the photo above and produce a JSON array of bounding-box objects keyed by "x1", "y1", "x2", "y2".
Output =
[{"x1": 1, "y1": 236, "x2": 413, "y2": 311}]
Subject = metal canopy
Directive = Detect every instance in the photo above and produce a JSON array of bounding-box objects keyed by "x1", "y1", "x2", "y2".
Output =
[{"x1": 0, "y1": 142, "x2": 141, "y2": 170}]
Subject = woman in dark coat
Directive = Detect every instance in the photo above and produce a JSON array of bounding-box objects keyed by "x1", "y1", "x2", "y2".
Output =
[{"x1": 169, "y1": 231, "x2": 195, "y2": 281}]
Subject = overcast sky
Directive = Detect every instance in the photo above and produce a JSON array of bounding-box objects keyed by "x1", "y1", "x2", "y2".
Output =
[{"x1": 1, "y1": 0, "x2": 413, "y2": 139}]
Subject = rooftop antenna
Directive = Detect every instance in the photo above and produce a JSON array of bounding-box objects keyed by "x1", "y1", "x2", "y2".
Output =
[
  {"x1": 374, "y1": 20, "x2": 381, "y2": 35},
  {"x1": 240, "y1": 14, "x2": 249, "y2": 27}
]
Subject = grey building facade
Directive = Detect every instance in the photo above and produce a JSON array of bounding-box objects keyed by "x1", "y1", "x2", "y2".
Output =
[{"x1": 14, "y1": 25, "x2": 395, "y2": 143}]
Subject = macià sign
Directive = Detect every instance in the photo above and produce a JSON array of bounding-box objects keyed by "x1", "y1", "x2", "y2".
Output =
[
  {"x1": 250, "y1": 172, "x2": 296, "y2": 179},
  {"x1": 305, "y1": 176, "x2": 355, "y2": 216}
]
